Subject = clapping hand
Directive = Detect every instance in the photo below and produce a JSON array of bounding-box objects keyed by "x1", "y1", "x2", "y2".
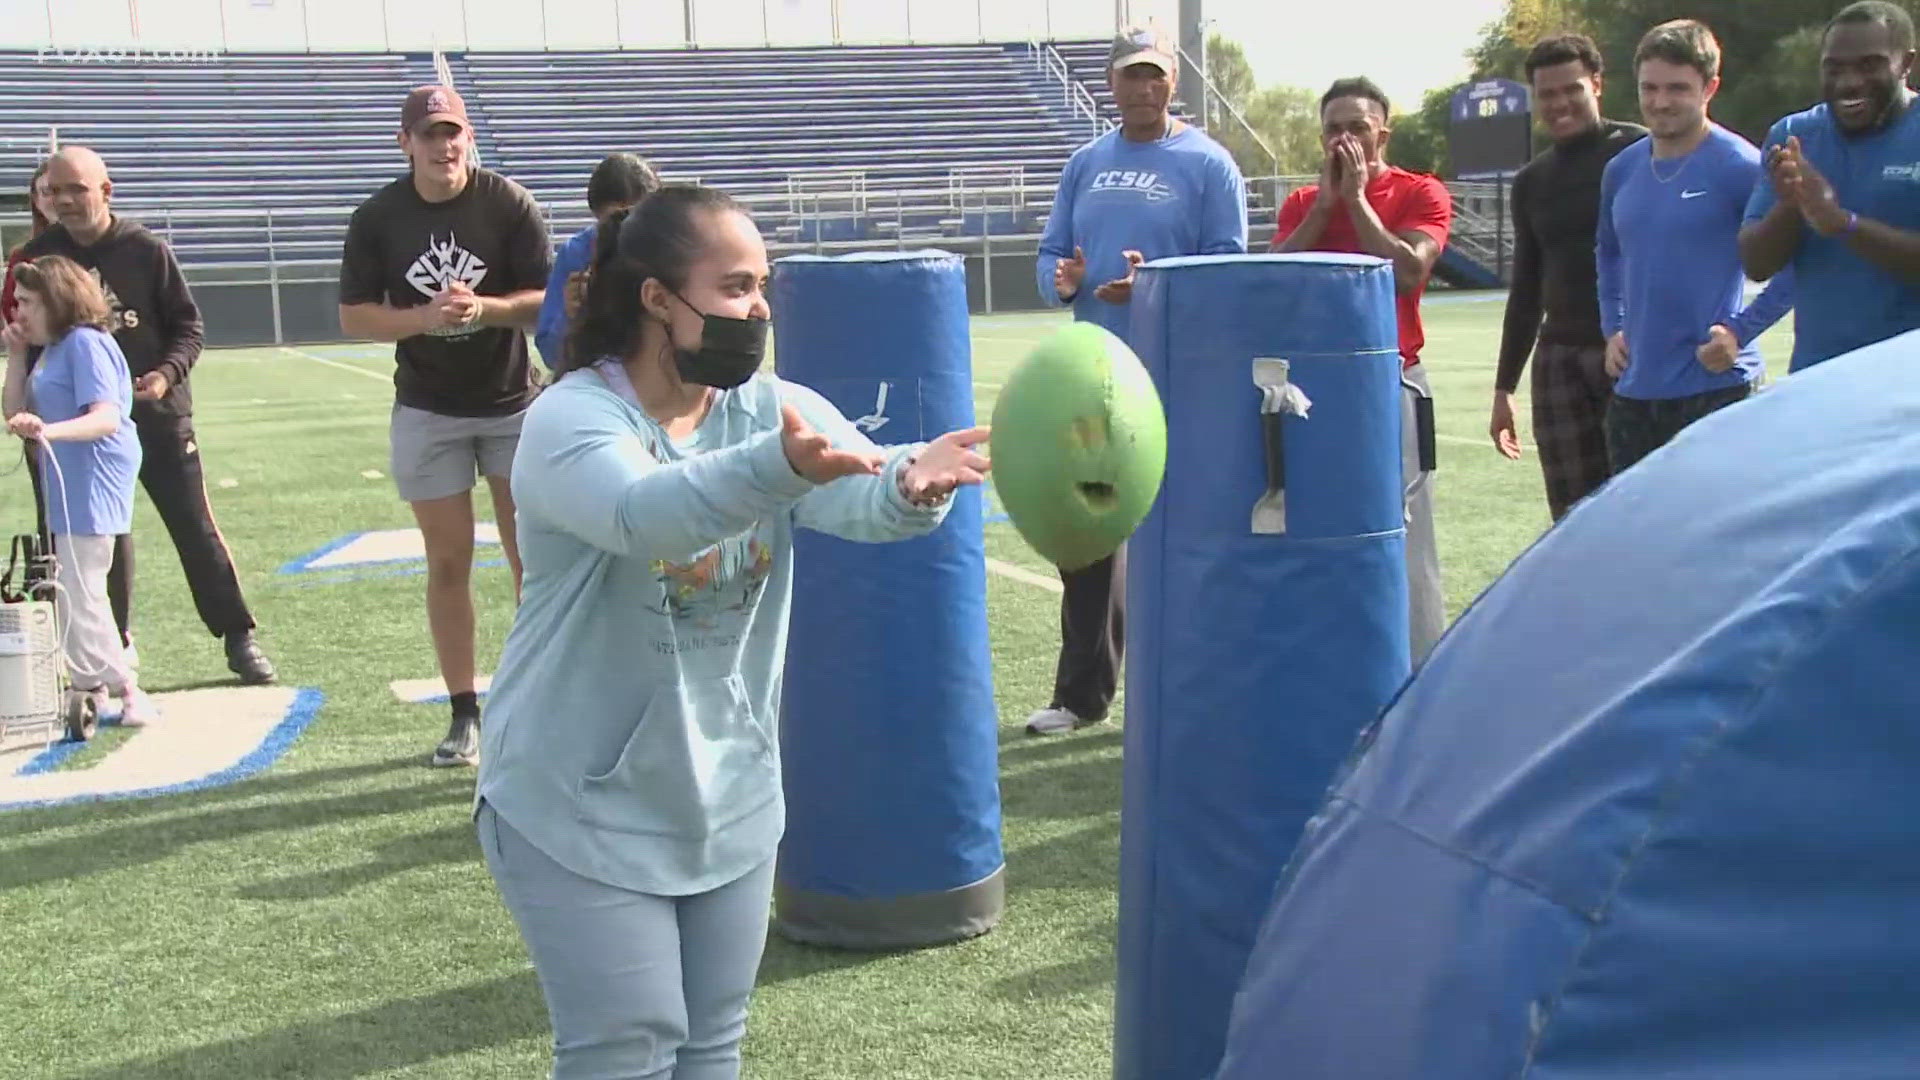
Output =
[
  {"x1": 1055, "y1": 247, "x2": 1087, "y2": 300},
  {"x1": 899, "y1": 425, "x2": 991, "y2": 506},
  {"x1": 426, "y1": 282, "x2": 481, "y2": 330},
  {"x1": 1769, "y1": 137, "x2": 1850, "y2": 236},
  {"x1": 1331, "y1": 136, "x2": 1367, "y2": 202},
  {"x1": 1093, "y1": 250, "x2": 1146, "y2": 304},
  {"x1": 564, "y1": 270, "x2": 589, "y2": 320}
]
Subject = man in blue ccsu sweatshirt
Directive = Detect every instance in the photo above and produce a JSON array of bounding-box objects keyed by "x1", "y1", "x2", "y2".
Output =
[
  {"x1": 1027, "y1": 23, "x2": 1247, "y2": 738},
  {"x1": 1597, "y1": 19, "x2": 1794, "y2": 475}
]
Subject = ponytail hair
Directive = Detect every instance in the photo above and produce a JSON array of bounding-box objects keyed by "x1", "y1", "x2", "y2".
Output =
[{"x1": 559, "y1": 183, "x2": 750, "y2": 377}]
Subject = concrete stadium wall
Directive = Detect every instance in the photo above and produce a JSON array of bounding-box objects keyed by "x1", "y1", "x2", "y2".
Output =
[{"x1": 2, "y1": 0, "x2": 1178, "y2": 54}]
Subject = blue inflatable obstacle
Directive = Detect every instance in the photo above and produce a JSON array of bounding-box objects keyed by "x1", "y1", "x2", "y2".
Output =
[
  {"x1": 1117, "y1": 253, "x2": 1415, "y2": 1080},
  {"x1": 768, "y1": 251, "x2": 1005, "y2": 949},
  {"x1": 1214, "y1": 329, "x2": 1920, "y2": 1079}
]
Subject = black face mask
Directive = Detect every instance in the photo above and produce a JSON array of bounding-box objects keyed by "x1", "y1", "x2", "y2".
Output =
[{"x1": 668, "y1": 293, "x2": 768, "y2": 390}]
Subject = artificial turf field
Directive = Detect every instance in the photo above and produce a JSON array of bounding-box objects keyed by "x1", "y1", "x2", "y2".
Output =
[{"x1": 0, "y1": 293, "x2": 1794, "y2": 1079}]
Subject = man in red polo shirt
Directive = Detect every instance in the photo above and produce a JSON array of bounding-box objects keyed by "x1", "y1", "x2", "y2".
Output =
[{"x1": 1273, "y1": 75, "x2": 1452, "y2": 664}]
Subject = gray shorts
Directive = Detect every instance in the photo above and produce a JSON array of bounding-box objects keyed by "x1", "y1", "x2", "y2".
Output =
[{"x1": 389, "y1": 403, "x2": 525, "y2": 503}]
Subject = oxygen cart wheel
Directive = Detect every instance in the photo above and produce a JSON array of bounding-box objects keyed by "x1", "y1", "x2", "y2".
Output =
[{"x1": 63, "y1": 688, "x2": 97, "y2": 742}]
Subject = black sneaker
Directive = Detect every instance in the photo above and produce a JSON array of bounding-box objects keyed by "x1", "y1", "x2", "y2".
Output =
[
  {"x1": 226, "y1": 631, "x2": 276, "y2": 685},
  {"x1": 432, "y1": 711, "x2": 480, "y2": 768}
]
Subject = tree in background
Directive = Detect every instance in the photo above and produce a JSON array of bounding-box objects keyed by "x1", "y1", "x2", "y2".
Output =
[
  {"x1": 1468, "y1": 0, "x2": 1920, "y2": 144},
  {"x1": 1203, "y1": 32, "x2": 1450, "y2": 179},
  {"x1": 1202, "y1": 34, "x2": 1323, "y2": 177},
  {"x1": 1382, "y1": 85, "x2": 1462, "y2": 178},
  {"x1": 1196, "y1": 0, "x2": 1899, "y2": 183}
]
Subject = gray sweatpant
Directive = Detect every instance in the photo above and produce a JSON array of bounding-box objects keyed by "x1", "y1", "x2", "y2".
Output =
[
  {"x1": 55, "y1": 533, "x2": 133, "y2": 694},
  {"x1": 1402, "y1": 362, "x2": 1445, "y2": 666},
  {"x1": 478, "y1": 802, "x2": 775, "y2": 1080}
]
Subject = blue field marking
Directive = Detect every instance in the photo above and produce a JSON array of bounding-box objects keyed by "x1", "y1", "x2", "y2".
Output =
[
  {"x1": 278, "y1": 532, "x2": 366, "y2": 574},
  {"x1": 283, "y1": 499, "x2": 1012, "y2": 591},
  {"x1": 14, "y1": 727, "x2": 102, "y2": 774},
  {"x1": 0, "y1": 688, "x2": 326, "y2": 812},
  {"x1": 287, "y1": 558, "x2": 508, "y2": 589}
]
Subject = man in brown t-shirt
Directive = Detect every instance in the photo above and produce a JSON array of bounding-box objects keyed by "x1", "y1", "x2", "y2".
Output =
[{"x1": 338, "y1": 85, "x2": 551, "y2": 767}]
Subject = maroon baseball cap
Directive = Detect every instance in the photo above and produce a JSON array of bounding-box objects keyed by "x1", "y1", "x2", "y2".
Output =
[{"x1": 401, "y1": 85, "x2": 469, "y2": 134}]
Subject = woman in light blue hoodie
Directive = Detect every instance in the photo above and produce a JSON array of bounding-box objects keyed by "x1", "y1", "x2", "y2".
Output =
[{"x1": 474, "y1": 184, "x2": 991, "y2": 1080}]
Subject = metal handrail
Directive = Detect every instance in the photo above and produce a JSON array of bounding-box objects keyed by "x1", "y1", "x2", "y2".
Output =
[
  {"x1": 73, "y1": 174, "x2": 1497, "y2": 226},
  {"x1": 1027, "y1": 37, "x2": 1110, "y2": 136},
  {"x1": 1171, "y1": 42, "x2": 1278, "y2": 176}
]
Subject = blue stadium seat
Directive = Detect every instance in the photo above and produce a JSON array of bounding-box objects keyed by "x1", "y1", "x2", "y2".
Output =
[{"x1": 0, "y1": 40, "x2": 1149, "y2": 271}]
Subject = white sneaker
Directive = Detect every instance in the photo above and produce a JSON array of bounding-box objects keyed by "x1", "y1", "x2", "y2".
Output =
[
  {"x1": 118, "y1": 688, "x2": 161, "y2": 728},
  {"x1": 1025, "y1": 707, "x2": 1083, "y2": 736}
]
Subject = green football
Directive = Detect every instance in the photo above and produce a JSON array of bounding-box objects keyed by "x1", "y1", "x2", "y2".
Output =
[{"x1": 989, "y1": 321, "x2": 1168, "y2": 571}]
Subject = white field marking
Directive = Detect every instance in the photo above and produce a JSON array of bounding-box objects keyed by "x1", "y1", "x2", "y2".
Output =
[
  {"x1": 986, "y1": 557, "x2": 1063, "y2": 593},
  {"x1": 360, "y1": 469, "x2": 385, "y2": 480},
  {"x1": 307, "y1": 524, "x2": 501, "y2": 571},
  {"x1": 279, "y1": 345, "x2": 389, "y2": 383},
  {"x1": 391, "y1": 675, "x2": 492, "y2": 704},
  {"x1": 0, "y1": 686, "x2": 301, "y2": 804},
  {"x1": 217, "y1": 478, "x2": 239, "y2": 488}
]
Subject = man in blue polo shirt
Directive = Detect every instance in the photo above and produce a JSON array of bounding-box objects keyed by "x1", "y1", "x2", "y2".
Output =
[
  {"x1": 1740, "y1": 2, "x2": 1920, "y2": 373},
  {"x1": 533, "y1": 152, "x2": 658, "y2": 368}
]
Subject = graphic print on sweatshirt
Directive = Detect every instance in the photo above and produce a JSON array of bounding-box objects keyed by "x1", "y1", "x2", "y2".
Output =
[
  {"x1": 405, "y1": 233, "x2": 489, "y2": 339},
  {"x1": 1088, "y1": 169, "x2": 1178, "y2": 203},
  {"x1": 648, "y1": 526, "x2": 775, "y2": 626},
  {"x1": 86, "y1": 268, "x2": 136, "y2": 332}
]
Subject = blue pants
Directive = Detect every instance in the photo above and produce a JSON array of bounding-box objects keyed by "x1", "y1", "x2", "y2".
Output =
[{"x1": 478, "y1": 803, "x2": 776, "y2": 1079}]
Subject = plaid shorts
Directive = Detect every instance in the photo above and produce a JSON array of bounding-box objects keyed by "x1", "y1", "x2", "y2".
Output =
[
  {"x1": 1604, "y1": 381, "x2": 1754, "y2": 476},
  {"x1": 1530, "y1": 341, "x2": 1616, "y2": 521}
]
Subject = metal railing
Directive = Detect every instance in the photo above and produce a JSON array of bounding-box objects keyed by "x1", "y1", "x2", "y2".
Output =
[
  {"x1": 1172, "y1": 42, "x2": 1279, "y2": 177},
  {"x1": 1026, "y1": 37, "x2": 1109, "y2": 138},
  {"x1": 0, "y1": 124, "x2": 57, "y2": 177},
  {"x1": 0, "y1": 170, "x2": 1519, "y2": 348}
]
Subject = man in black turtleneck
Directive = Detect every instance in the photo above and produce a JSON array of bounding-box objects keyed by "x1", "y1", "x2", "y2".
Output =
[{"x1": 1490, "y1": 34, "x2": 1647, "y2": 522}]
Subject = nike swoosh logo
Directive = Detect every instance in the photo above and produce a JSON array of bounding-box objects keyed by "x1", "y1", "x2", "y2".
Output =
[{"x1": 1681, "y1": 190, "x2": 1707, "y2": 199}]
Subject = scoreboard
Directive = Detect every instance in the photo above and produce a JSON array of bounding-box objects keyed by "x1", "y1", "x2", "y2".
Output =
[{"x1": 1449, "y1": 78, "x2": 1533, "y2": 179}]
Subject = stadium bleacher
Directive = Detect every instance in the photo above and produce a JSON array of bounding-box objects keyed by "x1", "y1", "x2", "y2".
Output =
[
  {"x1": 0, "y1": 37, "x2": 1496, "y2": 331},
  {"x1": 0, "y1": 41, "x2": 1141, "y2": 269},
  {"x1": 0, "y1": 51, "x2": 440, "y2": 264}
]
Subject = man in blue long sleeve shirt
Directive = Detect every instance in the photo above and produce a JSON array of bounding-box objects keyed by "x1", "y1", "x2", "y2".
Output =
[
  {"x1": 1739, "y1": 2, "x2": 1920, "y2": 373},
  {"x1": 1025, "y1": 25, "x2": 1247, "y2": 736},
  {"x1": 534, "y1": 153, "x2": 659, "y2": 368},
  {"x1": 1597, "y1": 19, "x2": 1794, "y2": 475}
]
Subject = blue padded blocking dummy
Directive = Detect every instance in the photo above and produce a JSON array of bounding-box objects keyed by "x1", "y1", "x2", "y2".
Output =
[
  {"x1": 768, "y1": 251, "x2": 1004, "y2": 949},
  {"x1": 1214, "y1": 329, "x2": 1920, "y2": 1080},
  {"x1": 1117, "y1": 253, "x2": 1411, "y2": 1080}
]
